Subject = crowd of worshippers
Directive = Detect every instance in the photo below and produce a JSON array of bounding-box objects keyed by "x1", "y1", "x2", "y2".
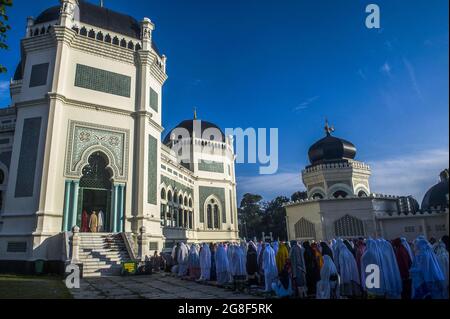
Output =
[{"x1": 147, "y1": 236, "x2": 449, "y2": 299}]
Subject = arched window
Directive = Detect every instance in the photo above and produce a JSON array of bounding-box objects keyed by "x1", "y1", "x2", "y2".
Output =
[
  {"x1": 167, "y1": 190, "x2": 172, "y2": 202},
  {"x1": 96, "y1": 32, "x2": 104, "y2": 41},
  {"x1": 184, "y1": 197, "x2": 188, "y2": 206},
  {"x1": 294, "y1": 218, "x2": 316, "y2": 239},
  {"x1": 80, "y1": 27, "x2": 87, "y2": 36},
  {"x1": 173, "y1": 192, "x2": 178, "y2": 204},
  {"x1": 188, "y1": 211, "x2": 193, "y2": 229},
  {"x1": 40, "y1": 26, "x2": 46, "y2": 35},
  {"x1": 88, "y1": 29, "x2": 95, "y2": 38},
  {"x1": 113, "y1": 36, "x2": 120, "y2": 45},
  {"x1": 333, "y1": 190, "x2": 348, "y2": 199},
  {"x1": 189, "y1": 198, "x2": 193, "y2": 208},
  {"x1": 0, "y1": 169, "x2": 4, "y2": 185},
  {"x1": 105, "y1": 34, "x2": 112, "y2": 43},
  {"x1": 179, "y1": 195, "x2": 183, "y2": 206},
  {"x1": 184, "y1": 210, "x2": 188, "y2": 228},
  {"x1": 178, "y1": 209, "x2": 183, "y2": 228},
  {"x1": 161, "y1": 188, "x2": 166, "y2": 200},
  {"x1": 72, "y1": 26, "x2": 79, "y2": 34},
  {"x1": 312, "y1": 193, "x2": 324, "y2": 200},
  {"x1": 334, "y1": 215, "x2": 365, "y2": 238},
  {"x1": 135, "y1": 43, "x2": 141, "y2": 51},
  {"x1": 358, "y1": 190, "x2": 368, "y2": 198},
  {"x1": 120, "y1": 39, "x2": 127, "y2": 48},
  {"x1": 207, "y1": 205, "x2": 213, "y2": 229},
  {"x1": 128, "y1": 41, "x2": 134, "y2": 50},
  {"x1": 213, "y1": 205, "x2": 220, "y2": 229}
]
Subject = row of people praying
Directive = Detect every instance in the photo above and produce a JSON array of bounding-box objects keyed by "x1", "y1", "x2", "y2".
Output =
[
  {"x1": 166, "y1": 235, "x2": 449, "y2": 299},
  {"x1": 81, "y1": 210, "x2": 104, "y2": 233}
]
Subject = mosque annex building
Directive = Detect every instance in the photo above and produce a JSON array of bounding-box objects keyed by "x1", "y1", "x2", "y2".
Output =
[{"x1": 0, "y1": 0, "x2": 239, "y2": 275}]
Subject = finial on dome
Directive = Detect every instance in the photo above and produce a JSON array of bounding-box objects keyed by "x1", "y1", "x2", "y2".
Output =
[
  {"x1": 100, "y1": 0, "x2": 104, "y2": 7},
  {"x1": 193, "y1": 107, "x2": 198, "y2": 120},
  {"x1": 324, "y1": 119, "x2": 335, "y2": 136}
]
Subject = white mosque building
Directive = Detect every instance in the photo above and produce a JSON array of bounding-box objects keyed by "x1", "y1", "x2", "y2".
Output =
[
  {"x1": 0, "y1": 0, "x2": 238, "y2": 276},
  {"x1": 285, "y1": 123, "x2": 449, "y2": 243}
]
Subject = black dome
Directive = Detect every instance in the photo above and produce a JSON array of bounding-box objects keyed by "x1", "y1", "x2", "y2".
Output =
[
  {"x1": 34, "y1": 1, "x2": 141, "y2": 39},
  {"x1": 421, "y1": 170, "x2": 449, "y2": 211},
  {"x1": 308, "y1": 132, "x2": 357, "y2": 165},
  {"x1": 163, "y1": 119, "x2": 225, "y2": 145}
]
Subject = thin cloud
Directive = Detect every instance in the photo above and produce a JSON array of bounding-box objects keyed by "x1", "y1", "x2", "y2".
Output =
[
  {"x1": 357, "y1": 68, "x2": 367, "y2": 80},
  {"x1": 369, "y1": 148, "x2": 449, "y2": 201},
  {"x1": 293, "y1": 96, "x2": 320, "y2": 111},
  {"x1": 403, "y1": 58, "x2": 424, "y2": 101},
  {"x1": 380, "y1": 62, "x2": 392, "y2": 76}
]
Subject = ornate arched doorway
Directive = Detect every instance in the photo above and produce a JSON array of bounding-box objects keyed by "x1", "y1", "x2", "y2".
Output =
[
  {"x1": 77, "y1": 152, "x2": 113, "y2": 232},
  {"x1": 62, "y1": 151, "x2": 126, "y2": 233}
]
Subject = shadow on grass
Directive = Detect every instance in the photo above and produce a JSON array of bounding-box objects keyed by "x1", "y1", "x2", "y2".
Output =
[{"x1": 0, "y1": 275, "x2": 73, "y2": 299}]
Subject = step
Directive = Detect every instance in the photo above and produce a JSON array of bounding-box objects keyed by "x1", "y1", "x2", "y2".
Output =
[{"x1": 79, "y1": 251, "x2": 129, "y2": 257}]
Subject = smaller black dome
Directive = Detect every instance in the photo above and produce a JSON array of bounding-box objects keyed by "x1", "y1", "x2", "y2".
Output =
[
  {"x1": 421, "y1": 169, "x2": 449, "y2": 211},
  {"x1": 163, "y1": 119, "x2": 225, "y2": 145},
  {"x1": 308, "y1": 124, "x2": 356, "y2": 165}
]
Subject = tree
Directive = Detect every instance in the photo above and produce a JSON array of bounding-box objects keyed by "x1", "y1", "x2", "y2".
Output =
[
  {"x1": 291, "y1": 191, "x2": 308, "y2": 202},
  {"x1": 262, "y1": 196, "x2": 290, "y2": 241},
  {"x1": 0, "y1": 0, "x2": 13, "y2": 73},
  {"x1": 238, "y1": 193, "x2": 263, "y2": 239}
]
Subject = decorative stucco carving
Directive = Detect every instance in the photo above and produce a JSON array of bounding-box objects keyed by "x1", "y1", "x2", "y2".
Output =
[{"x1": 65, "y1": 121, "x2": 129, "y2": 182}]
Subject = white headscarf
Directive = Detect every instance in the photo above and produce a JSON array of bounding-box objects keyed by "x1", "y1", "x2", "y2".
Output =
[
  {"x1": 316, "y1": 255, "x2": 340, "y2": 299},
  {"x1": 335, "y1": 239, "x2": 360, "y2": 286}
]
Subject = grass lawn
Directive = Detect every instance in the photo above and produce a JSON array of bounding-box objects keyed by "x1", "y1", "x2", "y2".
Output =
[{"x1": 0, "y1": 275, "x2": 72, "y2": 299}]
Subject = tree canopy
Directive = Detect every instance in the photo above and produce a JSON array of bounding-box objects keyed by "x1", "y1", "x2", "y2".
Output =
[
  {"x1": 0, "y1": 0, "x2": 13, "y2": 73},
  {"x1": 238, "y1": 191, "x2": 304, "y2": 241}
]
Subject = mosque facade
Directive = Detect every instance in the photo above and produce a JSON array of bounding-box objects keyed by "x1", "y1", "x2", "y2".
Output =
[
  {"x1": 0, "y1": 0, "x2": 238, "y2": 273},
  {"x1": 285, "y1": 123, "x2": 449, "y2": 242}
]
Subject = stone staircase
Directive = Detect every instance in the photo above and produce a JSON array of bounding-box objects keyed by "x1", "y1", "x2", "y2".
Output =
[{"x1": 78, "y1": 233, "x2": 131, "y2": 278}]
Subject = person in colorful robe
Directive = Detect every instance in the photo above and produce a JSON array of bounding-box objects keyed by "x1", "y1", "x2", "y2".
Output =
[
  {"x1": 303, "y1": 241, "x2": 320, "y2": 296},
  {"x1": 392, "y1": 238, "x2": 413, "y2": 299},
  {"x1": 246, "y1": 241, "x2": 259, "y2": 286},
  {"x1": 276, "y1": 242, "x2": 289, "y2": 273},
  {"x1": 81, "y1": 210, "x2": 89, "y2": 233},
  {"x1": 272, "y1": 262, "x2": 293, "y2": 298},
  {"x1": 89, "y1": 211, "x2": 98, "y2": 233},
  {"x1": 289, "y1": 240, "x2": 307, "y2": 298},
  {"x1": 97, "y1": 210, "x2": 104, "y2": 233}
]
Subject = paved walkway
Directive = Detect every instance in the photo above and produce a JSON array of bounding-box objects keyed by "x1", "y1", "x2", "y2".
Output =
[{"x1": 71, "y1": 273, "x2": 262, "y2": 299}]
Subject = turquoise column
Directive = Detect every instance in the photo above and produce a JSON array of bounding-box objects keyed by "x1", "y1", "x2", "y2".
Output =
[
  {"x1": 71, "y1": 181, "x2": 80, "y2": 230},
  {"x1": 118, "y1": 185, "x2": 125, "y2": 233},
  {"x1": 112, "y1": 184, "x2": 119, "y2": 233},
  {"x1": 62, "y1": 180, "x2": 72, "y2": 232}
]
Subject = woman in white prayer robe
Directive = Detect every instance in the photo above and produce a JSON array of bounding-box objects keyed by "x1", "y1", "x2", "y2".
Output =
[
  {"x1": 361, "y1": 238, "x2": 385, "y2": 298},
  {"x1": 378, "y1": 239, "x2": 403, "y2": 299},
  {"x1": 177, "y1": 242, "x2": 189, "y2": 277},
  {"x1": 335, "y1": 239, "x2": 361, "y2": 298},
  {"x1": 232, "y1": 245, "x2": 247, "y2": 290},
  {"x1": 216, "y1": 244, "x2": 230, "y2": 286},
  {"x1": 97, "y1": 210, "x2": 104, "y2": 233},
  {"x1": 199, "y1": 243, "x2": 212, "y2": 281},
  {"x1": 434, "y1": 241, "x2": 449, "y2": 299},
  {"x1": 316, "y1": 255, "x2": 340, "y2": 299},
  {"x1": 263, "y1": 244, "x2": 278, "y2": 292}
]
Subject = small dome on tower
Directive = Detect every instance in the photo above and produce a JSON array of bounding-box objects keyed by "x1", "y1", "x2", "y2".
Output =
[{"x1": 308, "y1": 121, "x2": 357, "y2": 165}]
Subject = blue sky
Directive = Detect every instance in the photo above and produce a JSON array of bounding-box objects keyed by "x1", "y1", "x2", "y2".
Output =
[{"x1": 1, "y1": 0, "x2": 448, "y2": 203}]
